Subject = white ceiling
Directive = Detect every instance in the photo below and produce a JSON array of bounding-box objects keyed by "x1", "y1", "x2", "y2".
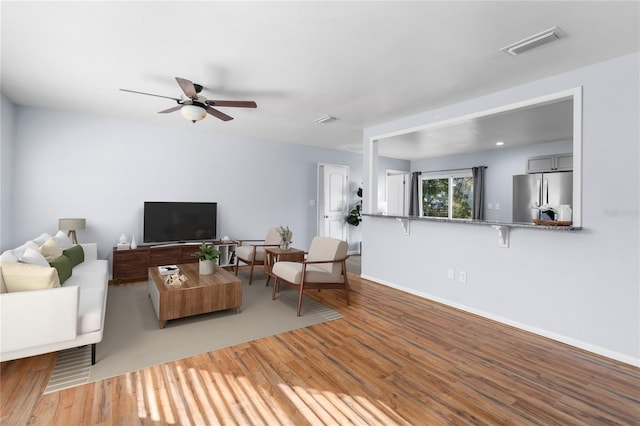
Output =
[
  {"x1": 378, "y1": 98, "x2": 574, "y2": 160},
  {"x1": 1, "y1": 2, "x2": 638, "y2": 158}
]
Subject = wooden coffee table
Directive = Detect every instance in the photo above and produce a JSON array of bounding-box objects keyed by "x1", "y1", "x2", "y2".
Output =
[{"x1": 148, "y1": 263, "x2": 242, "y2": 328}]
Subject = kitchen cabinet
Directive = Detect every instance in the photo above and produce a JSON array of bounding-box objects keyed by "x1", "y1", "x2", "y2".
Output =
[{"x1": 526, "y1": 153, "x2": 573, "y2": 173}]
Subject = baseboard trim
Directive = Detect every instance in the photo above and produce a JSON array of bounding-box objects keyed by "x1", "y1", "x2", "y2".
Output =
[{"x1": 361, "y1": 274, "x2": 639, "y2": 367}]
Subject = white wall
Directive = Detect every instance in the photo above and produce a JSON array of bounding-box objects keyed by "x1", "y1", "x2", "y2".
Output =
[
  {"x1": 0, "y1": 95, "x2": 15, "y2": 247},
  {"x1": 3, "y1": 106, "x2": 364, "y2": 258},
  {"x1": 362, "y1": 53, "x2": 639, "y2": 364}
]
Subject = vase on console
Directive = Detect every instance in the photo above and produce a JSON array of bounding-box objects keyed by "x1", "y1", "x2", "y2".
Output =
[{"x1": 131, "y1": 234, "x2": 137, "y2": 250}]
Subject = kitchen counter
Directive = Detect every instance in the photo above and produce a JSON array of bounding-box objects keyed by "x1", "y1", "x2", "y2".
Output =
[{"x1": 362, "y1": 213, "x2": 581, "y2": 231}]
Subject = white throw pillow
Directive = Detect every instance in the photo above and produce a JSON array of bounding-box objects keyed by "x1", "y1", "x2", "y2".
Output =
[
  {"x1": 0, "y1": 250, "x2": 19, "y2": 264},
  {"x1": 53, "y1": 230, "x2": 74, "y2": 249},
  {"x1": 10, "y1": 241, "x2": 39, "y2": 259},
  {"x1": 32, "y1": 233, "x2": 52, "y2": 246},
  {"x1": 20, "y1": 247, "x2": 50, "y2": 267},
  {"x1": 39, "y1": 238, "x2": 63, "y2": 262},
  {"x1": 1, "y1": 262, "x2": 61, "y2": 292}
]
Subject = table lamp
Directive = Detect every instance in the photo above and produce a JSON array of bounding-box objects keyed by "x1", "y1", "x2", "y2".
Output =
[{"x1": 58, "y1": 218, "x2": 86, "y2": 244}]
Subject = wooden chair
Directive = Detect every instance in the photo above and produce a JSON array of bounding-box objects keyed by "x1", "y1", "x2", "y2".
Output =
[
  {"x1": 271, "y1": 236, "x2": 349, "y2": 316},
  {"x1": 234, "y1": 227, "x2": 292, "y2": 285}
]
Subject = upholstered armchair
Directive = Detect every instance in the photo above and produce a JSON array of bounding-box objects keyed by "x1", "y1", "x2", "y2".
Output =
[
  {"x1": 235, "y1": 227, "x2": 292, "y2": 285},
  {"x1": 271, "y1": 236, "x2": 349, "y2": 316}
]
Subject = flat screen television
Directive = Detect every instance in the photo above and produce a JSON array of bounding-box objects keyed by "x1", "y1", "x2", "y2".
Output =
[{"x1": 143, "y1": 202, "x2": 217, "y2": 244}]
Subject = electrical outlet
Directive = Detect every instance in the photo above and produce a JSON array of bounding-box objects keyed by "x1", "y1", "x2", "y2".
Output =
[
  {"x1": 447, "y1": 268, "x2": 454, "y2": 279},
  {"x1": 487, "y1": 203, "x2": 493, "y2": 210},
  {"x1": 495, "y1": 203, "x2": 500, "y2": 210},
  {"x1": 459, "y1": 271, "x2": 467, "y2": 282}
]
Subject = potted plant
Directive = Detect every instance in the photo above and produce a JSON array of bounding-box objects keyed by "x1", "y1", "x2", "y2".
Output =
[
  {"x1": 346, "y1": 187, "x2": 363, "y2": 226},
  {"x1": 277, "y1": 225, "x2": 292, "y2": 249},
  {"x1": 192, "y1": 242, "x2": 220, "y2": 275}
]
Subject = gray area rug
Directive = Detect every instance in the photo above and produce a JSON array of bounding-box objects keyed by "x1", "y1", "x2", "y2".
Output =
[{"x1": 44, "y1": 270, "x2": 342, "y2": 393}]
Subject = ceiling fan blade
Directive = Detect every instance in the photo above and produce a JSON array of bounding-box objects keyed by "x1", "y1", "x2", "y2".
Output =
[
  {"x1": 175, "y1": 77, "x2": 198, "y2": 99},
  {"x1": 206, "y1": 106, "x2": 233, "y2": 121},
  {"x1": 158, "y1": 105, "x2": 182, "y2": 114},
  {"x1": 205, "y1": 100, "x2": 257, "y2": 108},
  {"x1": 119, "y1": 88, "x2": 180, "y2": 101}
]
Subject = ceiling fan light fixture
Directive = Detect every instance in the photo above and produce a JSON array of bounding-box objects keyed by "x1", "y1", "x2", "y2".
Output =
[
  {"x1": 181, "y1": 104, "x2": 207, "y2": 123},
  {"x1": 123, "y1": 77, "x2": 256, "y2": 122}
]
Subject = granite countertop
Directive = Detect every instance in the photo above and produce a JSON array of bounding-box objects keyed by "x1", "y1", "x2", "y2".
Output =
[{"x1": 362, "y1": 213, "x2": 580, "y2": 231}]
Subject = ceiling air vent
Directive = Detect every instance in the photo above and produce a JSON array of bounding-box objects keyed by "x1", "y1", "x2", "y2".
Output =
[
  {"x1": 500, "y1": 27, "x2": 563, "y2": 56},
  {"x1": 315, "y1": 115, "x2": 336, "y2": 124}
]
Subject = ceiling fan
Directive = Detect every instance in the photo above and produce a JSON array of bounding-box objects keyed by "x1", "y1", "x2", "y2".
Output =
[{"x1": 120, "y1": 77, "x2": 257, "y2": 123}]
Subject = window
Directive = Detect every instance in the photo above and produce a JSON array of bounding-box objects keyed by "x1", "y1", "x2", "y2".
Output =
[{"x1": 420, "y1": 171, "x2": 473, "y2": 219}]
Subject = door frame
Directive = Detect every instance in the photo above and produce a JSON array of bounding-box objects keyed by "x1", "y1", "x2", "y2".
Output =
[{"x1": 317, "y1": 163, "x2": 349, "y2": 240}]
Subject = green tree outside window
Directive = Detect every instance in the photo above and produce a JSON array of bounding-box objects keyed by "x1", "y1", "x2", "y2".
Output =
[{"x1": 421, "y1": 173, "x2": 473, "y2": 219}]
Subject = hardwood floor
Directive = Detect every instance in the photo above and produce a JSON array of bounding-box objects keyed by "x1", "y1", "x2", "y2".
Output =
[{"x1": 2, "y1": 272, "x2": 639, "y2": 425}]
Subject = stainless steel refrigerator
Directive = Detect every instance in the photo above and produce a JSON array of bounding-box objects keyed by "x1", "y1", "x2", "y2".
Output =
[{"x1": 512, "y1": 172, "x2": 573, "y2": 223}]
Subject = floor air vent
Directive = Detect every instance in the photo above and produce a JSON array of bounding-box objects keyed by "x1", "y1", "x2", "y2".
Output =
[{"x1": 501, "y1": 27, "x2": 563, "y2": 56}]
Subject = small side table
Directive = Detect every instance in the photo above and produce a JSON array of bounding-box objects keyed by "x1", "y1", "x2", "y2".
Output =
[{"x1": 264, "y1": 247, "x2": 305, "y2": 286}]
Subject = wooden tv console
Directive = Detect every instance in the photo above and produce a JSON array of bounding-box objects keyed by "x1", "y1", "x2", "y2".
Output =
[{"x1": 111, "y1": 241, "x2": 238, "y2": 284}]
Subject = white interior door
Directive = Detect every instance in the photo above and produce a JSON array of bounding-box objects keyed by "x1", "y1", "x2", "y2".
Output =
[
  {"x1": 386, "y1": 171, "x2": 410, "y2": 216},
  {"x1": 317, "y1": 164, "x2": 349, "y2": 240}
]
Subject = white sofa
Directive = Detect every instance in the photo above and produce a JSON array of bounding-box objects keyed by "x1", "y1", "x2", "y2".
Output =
[{"x1": 0, "y1": 234, "x2": 108, "y2": 364}]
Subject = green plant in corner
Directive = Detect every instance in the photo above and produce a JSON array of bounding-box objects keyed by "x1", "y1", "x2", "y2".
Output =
[
  {"x1": 191, "y1": 242, "x2": 220, "y2": 262},
  {"x1": 346, "y1": 206, "x2": 362, "y2": 226},
  {"x1": 346, "y1": 186, "x2": 363, "y2": 226}
]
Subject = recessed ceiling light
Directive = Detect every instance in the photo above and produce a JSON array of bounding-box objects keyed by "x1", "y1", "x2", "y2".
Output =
[
  {"x1": 496, "y1": 141, "x2": 505, "y2": 146},
  {"x1": 315, "y1": 115, "x2": 336, "y2": 124}
]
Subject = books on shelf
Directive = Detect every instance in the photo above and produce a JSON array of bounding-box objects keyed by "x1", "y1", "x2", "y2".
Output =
[{"x1": 158, "y1": 265, "x2": 179, "y2": 276}]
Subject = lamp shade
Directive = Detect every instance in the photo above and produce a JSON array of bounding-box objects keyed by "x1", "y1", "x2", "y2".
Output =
[
  {"x1": 58, "y1": 218, "x2": 86, "y2": 231},
  {"x1": 181, "y1": 104, "x2": 207, "y2": 122}
]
